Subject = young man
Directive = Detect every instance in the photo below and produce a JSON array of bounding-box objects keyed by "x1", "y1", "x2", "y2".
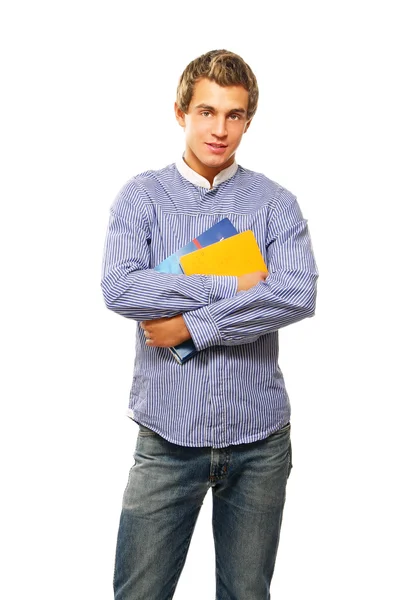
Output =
[{"x1": 101, "y1": 49, "x2": 318, "y2": 600}]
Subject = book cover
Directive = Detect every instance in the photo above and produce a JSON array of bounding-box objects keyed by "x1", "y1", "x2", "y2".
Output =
[
  {"x1": 154, "y1": 218, "x2": 238, "y2": 364},
  {"x1": 154, "y1": 218, "x2": 238, "y2": 275},
  {"x1": 179, "y1": 230, "x2": 268, "y2": 277}
]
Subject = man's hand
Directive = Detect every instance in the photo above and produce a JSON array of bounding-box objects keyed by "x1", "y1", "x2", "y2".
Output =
[
  {"x1": 237, "y1": 271, "x2": 268, "y2": 292},
  {"x1": 140, "y1": 315, "x2": 191, "y2": 348}
]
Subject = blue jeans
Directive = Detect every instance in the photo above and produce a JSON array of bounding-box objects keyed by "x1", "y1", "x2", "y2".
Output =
[{"x1": 114, "y1": 422, "x2": 292, "y2": 600}]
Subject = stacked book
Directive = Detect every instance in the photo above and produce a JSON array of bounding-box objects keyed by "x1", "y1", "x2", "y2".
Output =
[{"x1": 154, "y1": 219, "x2": 267, "y2": 364}]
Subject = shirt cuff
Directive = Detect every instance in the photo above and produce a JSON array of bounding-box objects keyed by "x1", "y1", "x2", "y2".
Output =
[
  {"x1": 207, "y1": 275, "x2": 238, "y2": 303},
  {"x1": 183, "y1": 307, "x2": 222, "y2": 351}
]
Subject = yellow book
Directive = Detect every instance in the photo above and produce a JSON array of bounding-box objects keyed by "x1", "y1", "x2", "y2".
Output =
[{"x1": 179, "y1": 230, "x2": 268, "y2": 276}]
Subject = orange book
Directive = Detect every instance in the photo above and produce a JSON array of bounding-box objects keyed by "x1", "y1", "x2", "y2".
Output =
[{"x1": 179, "y1": 230, "x2": 268, "y2": 276}]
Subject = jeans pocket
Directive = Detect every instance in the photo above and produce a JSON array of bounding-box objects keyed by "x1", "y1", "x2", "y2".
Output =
[
  {"x1": 280, "y1": 421, "x2": 291, "y2": 434},
  {"x1": 271, "y1": 421, "x2": 291, "y2": 436},
  {"x1": 138, "y1": 424, "x2": 158, "y2": 436}
]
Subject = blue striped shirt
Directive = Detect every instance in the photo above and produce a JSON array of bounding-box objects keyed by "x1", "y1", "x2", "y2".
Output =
[{"x1": 101, "y1": 159, "x2": 318, "y2": 448}]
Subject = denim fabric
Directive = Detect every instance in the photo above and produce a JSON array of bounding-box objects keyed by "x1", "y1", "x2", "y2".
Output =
[{"x1": 114, "y1": 423, "x2": 292, "y2": 600}]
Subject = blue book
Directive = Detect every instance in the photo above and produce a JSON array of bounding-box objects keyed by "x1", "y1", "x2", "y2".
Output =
[{"x1": 154, "y1": 218, "x2": 238, "y2": 364}]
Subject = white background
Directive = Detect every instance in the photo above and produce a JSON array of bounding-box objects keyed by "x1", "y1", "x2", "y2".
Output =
[{"x1": 1, "y1": 1, "x2": 399, "y2": 598}]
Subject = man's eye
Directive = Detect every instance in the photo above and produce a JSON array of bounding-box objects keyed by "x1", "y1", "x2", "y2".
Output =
[
  {"x1": 201, "y1": 111, "x2": 211, "y2": 117},
  {"x1": 229, "y1": 114, "x2": 240, "y2": 120}
]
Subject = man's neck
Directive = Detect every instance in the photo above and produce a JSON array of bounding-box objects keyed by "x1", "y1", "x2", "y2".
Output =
[
  {"x1": 177, "y1": 156, "x2": 238, "y2": 190},
  {"x1": 183, "y1": 152, "x2": 235, "y2": 187}
]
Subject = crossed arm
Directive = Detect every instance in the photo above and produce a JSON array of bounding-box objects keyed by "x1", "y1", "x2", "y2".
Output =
[
  {"x1": 101, "y1": 184, "x2": 318, "y2": 350},
  {"x1": 139, "y1": 271, "x2": 269, "y2": 347}
]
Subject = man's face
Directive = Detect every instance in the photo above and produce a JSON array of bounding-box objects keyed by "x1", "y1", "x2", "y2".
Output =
[{"x1": 175, "y1": 78, "x2": 251, "y2": 182}]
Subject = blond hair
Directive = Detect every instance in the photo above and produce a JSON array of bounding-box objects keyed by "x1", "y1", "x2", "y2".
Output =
[{"x1": 176, "y1": 50, "x2": 259, "y2": 120}]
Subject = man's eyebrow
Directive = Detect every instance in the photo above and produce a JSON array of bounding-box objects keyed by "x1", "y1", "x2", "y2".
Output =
[
  {"x1": 194, "y1": 104, "x2": 215, "y2": 110},
  {"x1": 194, "y1": 103, "x2": 247, "y2": 114}
]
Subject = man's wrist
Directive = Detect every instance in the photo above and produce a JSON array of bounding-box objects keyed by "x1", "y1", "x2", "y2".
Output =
[{"x1": 176, "y1": 315, "x2": 191, "y2": 343}]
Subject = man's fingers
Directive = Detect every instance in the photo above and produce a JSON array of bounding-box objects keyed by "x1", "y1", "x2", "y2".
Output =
[{"x1": 143, "y1": 329, "x2": 153, "y2": 345}]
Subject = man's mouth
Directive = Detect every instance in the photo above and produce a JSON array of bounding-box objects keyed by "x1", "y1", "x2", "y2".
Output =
[
  {"x1": 205, "y1": 143, "x2": 228, "y2": 155},
  {"x1": 206, "y1": 143, "x2": 227, "y2": 148}
]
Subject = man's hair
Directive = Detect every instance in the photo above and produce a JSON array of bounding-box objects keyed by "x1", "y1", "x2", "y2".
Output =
[{"x1": 176, "y1": 49, "x2": 259, "y2": 120}]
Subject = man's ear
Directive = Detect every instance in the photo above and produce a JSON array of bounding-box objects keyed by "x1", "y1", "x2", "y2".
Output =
[
  {"x1": 244, "y1": 118, "x2": 252, "y2": 133},
  {"x1": 174, "y1": 102, "x2": 186, "y2": 128}
]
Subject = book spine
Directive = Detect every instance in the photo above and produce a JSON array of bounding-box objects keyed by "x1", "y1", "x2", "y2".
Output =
[{"x1": 168, "y1": 347, "x2": 183, "y2": 365}]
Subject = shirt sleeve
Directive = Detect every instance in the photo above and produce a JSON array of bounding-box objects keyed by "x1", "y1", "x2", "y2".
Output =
[
  {"x1": 182, "y1": 188, "x2": 319, "y2": 349},
  {"x1": 101, "y1": 181, "x2": 238, "y2": 321}
]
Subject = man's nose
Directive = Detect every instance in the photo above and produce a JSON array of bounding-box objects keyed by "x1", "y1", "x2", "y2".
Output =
[{"x1": 212, "y1": 117, "x2": 227, "y2": 138}]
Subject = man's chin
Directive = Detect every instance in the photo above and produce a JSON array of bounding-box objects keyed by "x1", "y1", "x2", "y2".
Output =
[
  {"x1": 185, "y1": 146, "x2": 234, "y2": 174},
  {"x1": 200, "y1": 154, "x2": 232, "y2": 170}
]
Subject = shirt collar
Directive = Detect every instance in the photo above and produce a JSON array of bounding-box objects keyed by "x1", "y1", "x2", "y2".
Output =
[{"x1": 176, "y1": 155, "x2": 238, "y2": 190}]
